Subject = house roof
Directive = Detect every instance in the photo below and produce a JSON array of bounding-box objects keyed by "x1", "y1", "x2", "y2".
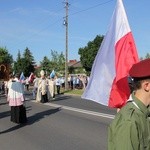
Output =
[{"x1": 68, "y1": 60, "x2": 82, "y2": 68}]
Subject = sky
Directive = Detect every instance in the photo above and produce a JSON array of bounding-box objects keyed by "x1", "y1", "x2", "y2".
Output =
[{"x1": 0, "y1": 0, "x2": 150, "y2": 64}]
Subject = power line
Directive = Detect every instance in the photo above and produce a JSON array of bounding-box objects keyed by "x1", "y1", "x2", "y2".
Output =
[{"x1": 68, "y1": 0, "x2": 114, "y2": 17}]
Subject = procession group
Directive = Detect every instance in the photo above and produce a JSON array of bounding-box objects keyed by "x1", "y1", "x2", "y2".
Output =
[
  {"x1": 3, "y1": 69, "x2": 89, "y2": 124},
  {"x1": 25, "y1": 71, "x2": 89, "y2": 103}
]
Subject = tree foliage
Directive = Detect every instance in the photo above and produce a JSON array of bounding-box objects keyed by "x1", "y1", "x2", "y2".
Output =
[
  {"x1": 40, "y1": 50, "x2": 65, "y2": 76},
  {"x1": 78, "y1": 35, "x2": 104, "y2": 73},
  {"x1": 140, "y1": 52, "x2": 150, "y2": 60},
  {"x1": 13, "y1": 48, "x2": 35, "y2": 77},
  {"x1": 40, "y1": 56, "x2": 50, "y2": 73},
  {"x1": 13, "y1": 51, "x2": 23, "y2": 75},
  {"x1": 0, "y1": 47, "x2": 13, "y2": 64},
  {"x1": 145, "y1": 53, "x2": 150, "y2": 59},
  {"x1": 23, "y1": 48, "x2": 35, "y2": 76}
]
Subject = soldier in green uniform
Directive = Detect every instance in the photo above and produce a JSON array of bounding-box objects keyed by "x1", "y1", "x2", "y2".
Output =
[{"x1": 108, "y1": 58, "x2": 150, "y2": 150}]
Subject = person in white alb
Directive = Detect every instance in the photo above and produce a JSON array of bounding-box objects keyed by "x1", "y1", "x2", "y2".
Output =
[{"x1": 36, "y1": 70, "x2": 49, "y2": 103}]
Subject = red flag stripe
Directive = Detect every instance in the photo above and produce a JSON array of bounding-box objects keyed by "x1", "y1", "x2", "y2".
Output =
[{"x1": 109, "y1": 32, "x2": 139, "y2": 108}]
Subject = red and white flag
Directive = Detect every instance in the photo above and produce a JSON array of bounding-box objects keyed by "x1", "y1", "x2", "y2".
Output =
[
  {"x1": 29, "y1": 72, "x2": 34, "y2": 83},
  {"x1": 82, "y1": 0, "x2": 139, "y2": 108}
]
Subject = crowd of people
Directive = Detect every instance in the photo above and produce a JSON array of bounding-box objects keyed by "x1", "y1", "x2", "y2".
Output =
[
  {"x1": 22, "y1": 72, "x2": 89, "y2": 103},
  {"x1": 0, "y1": 70, "x2": 89, "y2": 124},
  {"x1": 68, "y1": 74, "x2": 89, "y2": 90},
  {"x1": 1, "y1": 58, "x2": 150, "y2": 149},
  {"x1": 32, "y1": 71, "x2": 89, "y2": 103}
]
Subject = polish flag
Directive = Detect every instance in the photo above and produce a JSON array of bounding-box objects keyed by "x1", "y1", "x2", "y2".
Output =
[{"x1": 82, "y1": 0, "x2": 139, "y2": 108}]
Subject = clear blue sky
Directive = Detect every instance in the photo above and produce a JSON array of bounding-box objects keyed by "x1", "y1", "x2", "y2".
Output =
[{"x1": 0, "y1": 0, "x2": 150, "y2": 64}]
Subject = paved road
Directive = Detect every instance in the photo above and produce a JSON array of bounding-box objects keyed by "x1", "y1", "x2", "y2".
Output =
[
  {"x1": 25, "y1": 92, "x2": 116, "y2": 116},
  {"x1": 0, "y1": 93, "x2": 116, "y2": 150}
]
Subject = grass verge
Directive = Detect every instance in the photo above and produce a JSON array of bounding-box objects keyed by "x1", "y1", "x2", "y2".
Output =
[{"x1": 63, "y1": 89, "x2": 84, "y2": 96}]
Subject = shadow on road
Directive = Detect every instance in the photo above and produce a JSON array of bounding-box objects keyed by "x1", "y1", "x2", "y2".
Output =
[
  {"x1": 52, "y1": 95, "x2": 71, "y2": 102},
  {"x1": 0, "y1": 110, "x2": 10, "y2": 119},
  {"x1": 0, "y1": 107, "x2": 61, "y2": 135},
  {"x1": 27, "y1": 107, "x2": 61, "y2": 125},
  {"x1": 0, "y1": 101, "x2": 8, "y2": 106}
]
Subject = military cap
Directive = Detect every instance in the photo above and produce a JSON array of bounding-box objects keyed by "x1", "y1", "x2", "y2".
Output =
[{"x1": 129, "y1": 58, "x2": 150, "y2": 78}]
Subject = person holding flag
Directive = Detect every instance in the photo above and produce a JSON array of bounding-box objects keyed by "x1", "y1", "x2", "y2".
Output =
[
  {"x1": 80, "y1": 0, "x2": 147, "y2": 148},
  {"x1": 82, "y1": 0, "x2": 139, "y2": 108},
  {"x1": 29, "y1": 72, "x2": 34, "y2": 83},
  {"x1": 108, "y1": 58, "x2": 150, "y2": 149}
]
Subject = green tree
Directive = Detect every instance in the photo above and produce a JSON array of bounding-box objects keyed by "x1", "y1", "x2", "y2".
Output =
[
  {"x1": 49, "y1": 50, "x2": 58, "y2": 71},
  {"x1": 13, "y1": 51, "x2": 24, "y2": 75},
  {"x1": 57, "y1": 52, "x2": 65, "y2": 75},
  {"x1": 40, "y1": 50, "x2": 65, "y2": 76},
  {"x1": 78, "y1": 35, "x2": 104, "y2": 73},
  {"x1": 13, "y1": 48, "x2": 35, "y2": 77},
  {"x1": 49, "y1": 50, "x2": 65, "y2": 75},
  {"x1": 145, "y1": 53, "x2": 150, "y2": 59},
  {"x1": 0, "y1": 47, "x2": 13, "y2": 64},
  {"x1": 140, "y1": 52, "x2": 150, "y2": 60},
  {"x1": 40, "y1": 56, "x2": 50, "y2": 75},
  {"x1": 23, "y1": 47, "x2": 35, "y2": 76}
]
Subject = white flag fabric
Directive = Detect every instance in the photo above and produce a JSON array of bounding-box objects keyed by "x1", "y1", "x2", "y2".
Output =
[
  {"x1": 82, "y1": 0, "x2": 139, "y2": 108},
  {"x1": 19, "y1": 72, "x2": 25, "y2": 82}
]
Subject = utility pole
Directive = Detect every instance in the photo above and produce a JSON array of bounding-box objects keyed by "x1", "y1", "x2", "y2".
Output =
[{"x1": 64, "y1": 0, "x2": 69, "y2": 91}]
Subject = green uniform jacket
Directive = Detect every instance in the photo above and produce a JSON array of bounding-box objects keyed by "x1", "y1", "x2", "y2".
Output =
[{"x1": 108, "y1": 94, "x2": 150, "y2": 150}]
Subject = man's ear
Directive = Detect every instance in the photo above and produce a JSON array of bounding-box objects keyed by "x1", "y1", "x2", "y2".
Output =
[{"x1": 143, "y1": 80, "x2": 150, "y2": 92}]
